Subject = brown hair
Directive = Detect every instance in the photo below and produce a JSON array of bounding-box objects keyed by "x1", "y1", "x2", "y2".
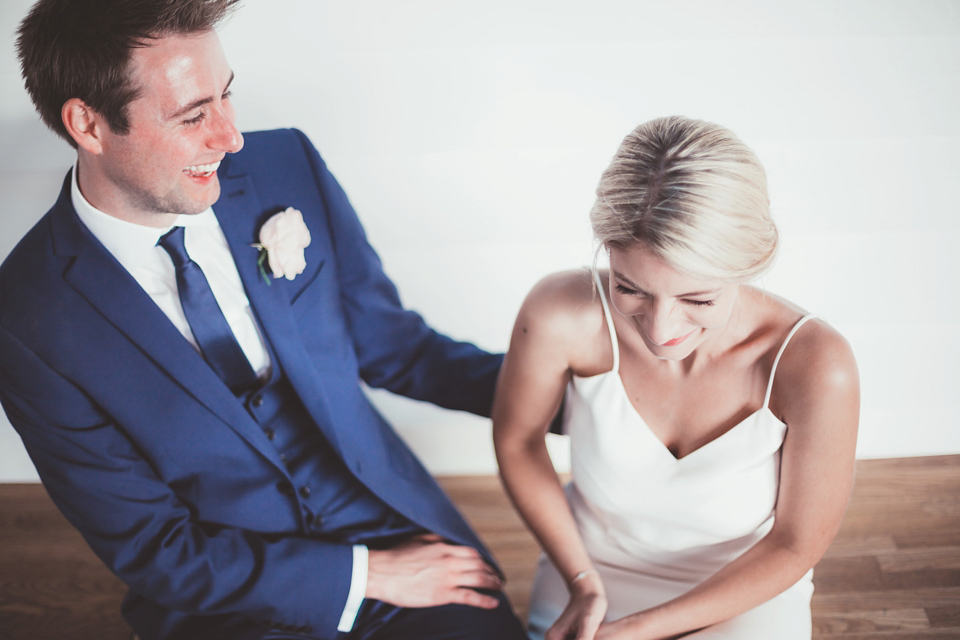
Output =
[
  {"x1": 591, "y1": 116, "x2": 778, "y2": 283},
  {"x1": 16, "y1": 0, "x2": 241, "y2": 148}
]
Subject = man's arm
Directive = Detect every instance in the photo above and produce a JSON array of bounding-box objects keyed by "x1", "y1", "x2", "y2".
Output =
[
  {"x1": 291, "y1": 129, "x2": 504, "y2": 417},
  {"x1": 0, "y1": 324, "x2": 356, "y2": 637}
]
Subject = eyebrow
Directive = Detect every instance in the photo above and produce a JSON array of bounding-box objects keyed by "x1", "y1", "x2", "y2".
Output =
[
  {"x1": 168, "y1": 71, "x2": 235, "y2": 120},
  {"x1": 612, "y1": 270, "x2": 721, "y2": 298}
]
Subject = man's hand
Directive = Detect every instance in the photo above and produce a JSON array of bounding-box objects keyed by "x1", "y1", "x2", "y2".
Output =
[{"x1": 366, "y1": 534, "x2": 503, "y2": 609}]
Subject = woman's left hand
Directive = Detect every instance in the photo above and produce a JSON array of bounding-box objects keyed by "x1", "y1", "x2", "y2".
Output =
[{"x1": 545, "y1": 586, "x2": 608, "y2": 640}]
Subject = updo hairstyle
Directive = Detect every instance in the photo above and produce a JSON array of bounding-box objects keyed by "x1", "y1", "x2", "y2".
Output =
[{"x1": 590, "y1": 116, "x2": 778, "y2": 283}]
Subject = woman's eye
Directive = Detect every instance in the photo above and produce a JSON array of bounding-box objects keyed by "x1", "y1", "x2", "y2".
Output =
[
  {"x1": 684, "y1": 299, "x2": 715, "y2": 307},
  {"x1": 615, "y1": 284, "x2": 638, "y2": 296}
]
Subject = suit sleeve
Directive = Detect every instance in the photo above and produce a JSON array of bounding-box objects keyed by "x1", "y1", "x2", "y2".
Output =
[
  {"x1": 0, "y1": 324, "x2": 354, "y2": 637},
  {"x1": 291, "y1": 129, "x2": 504, "y2": 417}
]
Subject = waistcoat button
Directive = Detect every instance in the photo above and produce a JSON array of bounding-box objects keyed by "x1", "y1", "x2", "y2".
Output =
[
  {"x1": 298, "y1": 485, "x2": 312, "y2": 499},
  {"x1": 252, "y1": 395, "x2": 264, "y2": 408}
]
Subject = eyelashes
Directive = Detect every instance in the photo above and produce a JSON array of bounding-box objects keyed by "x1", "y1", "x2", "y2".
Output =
[
  {"x1": 614, "y1": 284, "x2": 715, "y2": 307},
  {"x1": 183, "y1": 91, "x2": 233, "y2": 126}
]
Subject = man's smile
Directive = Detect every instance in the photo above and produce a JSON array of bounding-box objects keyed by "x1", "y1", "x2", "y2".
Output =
[{"x1": 184, "y1": 160, "x2": 221, "y2": 178}]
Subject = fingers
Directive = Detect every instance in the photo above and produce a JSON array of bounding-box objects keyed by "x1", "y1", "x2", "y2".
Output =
[
  {"x1": 412, "y1": 532, "x2": 445, "y2": 543},
  {"x1": 545, "y1": 626, "x2": 566, "y2": 640},
  {"x1": 448, "y1": 562, "x2": 503, "y2": 591},
  {"x1": 415, "y1": 538, "x2": 502, "y2": 583},
  {"x1": 366, "y1": 535, "x2": 506, "y2": 609},
  {"x1": 449, "y1": 587, "x2": 500, "y2": 609},
  {"x1": 576, "y1": 625, "x2": 601, "y2": 640},
  {"x1": 546, "y1": 624, "x2": 598, "y2": 640},
  {"x1": 545, "y1": 625, "x2": 576, "y2": 640},
  {"x1": 545, "y1": 593, "x2": 607, "y2": 640}
]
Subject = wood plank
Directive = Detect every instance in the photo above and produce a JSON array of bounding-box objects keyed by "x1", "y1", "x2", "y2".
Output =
[
  {"x1": 812, "y1": 587, "x2": 960, "y2": 610},
  {"x1": 0, "y1": 454, "x2": 958, "y2": 639},
  {"x1": 926, "y1": 605, "x2": 960, "y2": 628},
  {"x1": 877, "y1": 547, "x2": 960, "y2": 573},
  {"x1": 812, "y1": 608, "x2": 930, "y2": 634},
  {"x1": 821, "y1": 534, "x2": 898, "y2": 558}
]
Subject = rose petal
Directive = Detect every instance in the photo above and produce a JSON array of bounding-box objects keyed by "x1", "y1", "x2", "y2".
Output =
[{"x1": 259, "y1": 207, "x2": 311, "y2": 280}]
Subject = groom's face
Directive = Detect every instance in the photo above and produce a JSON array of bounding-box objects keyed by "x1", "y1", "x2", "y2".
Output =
[{"x1": 93, "y1": 30, "x2": 243, "y2": 222}]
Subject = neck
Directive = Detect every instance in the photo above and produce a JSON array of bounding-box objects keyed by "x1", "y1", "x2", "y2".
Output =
[{"x1": 75, "y1": 153, "x2": 177, "y2": 228}]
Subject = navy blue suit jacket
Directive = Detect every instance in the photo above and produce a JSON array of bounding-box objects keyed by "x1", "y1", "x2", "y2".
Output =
[{"x1": 0, "y1": 129, "x2": 503, "y2": 638}]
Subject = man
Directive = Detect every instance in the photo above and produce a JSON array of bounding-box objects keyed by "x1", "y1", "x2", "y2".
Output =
[{"x1": 0, "y1": 1, "x2": 530, "y2": 638}]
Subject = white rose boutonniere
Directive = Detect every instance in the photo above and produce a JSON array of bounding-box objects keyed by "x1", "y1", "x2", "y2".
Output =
[{"x1": 252, "y1": 207, "x2": 312, "y2": 284}]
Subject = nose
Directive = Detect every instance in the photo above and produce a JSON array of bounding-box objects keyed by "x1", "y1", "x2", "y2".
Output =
[
  {"x1": 209, "y1": 106, "x2": 244, "y2": 154},
  {"x1": 641, "y1": 300, "x2": 682, "y2": 345}
]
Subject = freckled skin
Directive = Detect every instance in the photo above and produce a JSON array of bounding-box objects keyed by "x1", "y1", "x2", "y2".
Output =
[{"x1": 75, "y1": 31, "x2": 243, "y2": 227}]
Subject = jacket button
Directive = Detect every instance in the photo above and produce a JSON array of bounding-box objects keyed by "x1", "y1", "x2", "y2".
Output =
[
  {"x1": 277, "y1": 481, "x2": 294, "y2": 497},
  {"x1": 298, "y1": 486, "x2": 311, "y2": 499},
  {"x1": 264, "y1": 428, "x2": 275, "y2": 440},
  {"x1": 252, "y1": 395, "x2": 264, "y2": 408}
]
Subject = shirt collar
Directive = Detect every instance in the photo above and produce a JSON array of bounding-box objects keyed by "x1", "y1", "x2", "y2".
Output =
[{"x1": 70, "y1": 164, "x2": 219, "y2": 268}]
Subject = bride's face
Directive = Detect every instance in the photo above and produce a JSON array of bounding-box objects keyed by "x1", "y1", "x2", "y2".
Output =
[{"x1": 608, "y1": 243, "x2": 739, "y2": 361}]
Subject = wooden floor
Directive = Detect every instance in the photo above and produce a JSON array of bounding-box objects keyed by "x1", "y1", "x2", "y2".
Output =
[{"x1": 1, "y1": 455, "x2": 958, "y2": 639}]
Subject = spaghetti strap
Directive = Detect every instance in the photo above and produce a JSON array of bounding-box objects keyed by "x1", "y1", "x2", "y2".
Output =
[
  {"x1": 763, "y1": 314, "x2": 816, "y2": 408},
  {"x1": 593, "y1": 269, "x2": 620, "y2": 374}
]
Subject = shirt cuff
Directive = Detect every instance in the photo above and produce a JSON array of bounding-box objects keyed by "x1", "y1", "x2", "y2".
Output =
[{"x1": 336, "y1": 544, "x2": 368, "y2": 632}]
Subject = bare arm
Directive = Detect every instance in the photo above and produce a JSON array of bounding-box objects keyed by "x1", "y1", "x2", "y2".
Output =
[
  {"x1": 597, "y1": 320, "x2": 860, "y2": 640},
  {"x1": 493, "y1": 272, "x2": 610, "y2": 640}
]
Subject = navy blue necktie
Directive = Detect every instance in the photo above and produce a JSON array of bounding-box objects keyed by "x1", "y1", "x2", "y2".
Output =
[{"x1": 158, "y1": 226, "x2": 258, "y2": 393}]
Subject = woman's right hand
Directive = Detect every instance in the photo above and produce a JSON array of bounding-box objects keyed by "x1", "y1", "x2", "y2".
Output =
[{"x1": 546, "y1": 573, "x2": 609, "y2": 640}]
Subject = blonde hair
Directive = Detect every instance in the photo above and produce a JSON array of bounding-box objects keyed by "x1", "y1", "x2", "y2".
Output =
[{"x1": 590, "y1": 116, "x2": 778, "y2": 282}]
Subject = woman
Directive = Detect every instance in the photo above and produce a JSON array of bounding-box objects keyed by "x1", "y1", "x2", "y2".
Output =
[{"x1": 493, "y1": 116, "x2": 859, "y2": 640}]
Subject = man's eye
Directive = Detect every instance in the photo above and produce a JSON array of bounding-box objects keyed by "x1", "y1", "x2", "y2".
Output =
[{"x1": 184, "y1": 112, "x2": 205, "y2": 125}]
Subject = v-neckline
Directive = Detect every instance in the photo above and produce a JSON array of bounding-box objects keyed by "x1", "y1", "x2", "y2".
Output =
[
  {"x1": 587, "y1": 368, "x2": 784, "y2": 462},
  {"x1": 583, "y1": 269, "x2": 805, "y2": 463}
]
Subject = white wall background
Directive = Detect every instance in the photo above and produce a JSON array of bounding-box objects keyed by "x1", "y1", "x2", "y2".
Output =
[{"x1": 1, "y1": 0, "x2": 958, "y2": 481}]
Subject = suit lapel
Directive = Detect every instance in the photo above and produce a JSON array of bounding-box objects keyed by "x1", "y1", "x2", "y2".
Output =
[
  {"x1": 214, "y1": 173, "x2": 345, "y2": 453},
  {"x1": 50, "y1": 176, "x2": 285, "y2": 466}
]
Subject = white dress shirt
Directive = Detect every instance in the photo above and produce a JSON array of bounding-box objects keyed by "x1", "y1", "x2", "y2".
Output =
[{"x1": 70, "y1": 166, "x2": 367, "y2": 632}]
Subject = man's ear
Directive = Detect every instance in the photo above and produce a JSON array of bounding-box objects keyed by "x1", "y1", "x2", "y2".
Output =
[{"x1": 62, "y1": 99, "x2": 105, "y2": 154}]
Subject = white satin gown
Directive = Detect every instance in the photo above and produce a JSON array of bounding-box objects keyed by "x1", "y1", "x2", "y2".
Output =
[{"x1": 526, "y1": 277, "x2": 816, "y2": 639}]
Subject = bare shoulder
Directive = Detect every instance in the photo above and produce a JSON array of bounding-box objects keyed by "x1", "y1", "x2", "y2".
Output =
[
  {"x1": 769, "y1": 310, "x2": 860, "y2": 423},
  {"x1": 512, "y1": 269, "x2": 611, "y2": 372},
  {"x1": 517, "y1": 269, "x2": 601, "y2": 331}
]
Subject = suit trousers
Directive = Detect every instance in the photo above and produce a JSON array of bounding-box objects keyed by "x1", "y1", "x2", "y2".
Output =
[{"x1": 262, "y1": 591, "x2": 528, "y2": 640}]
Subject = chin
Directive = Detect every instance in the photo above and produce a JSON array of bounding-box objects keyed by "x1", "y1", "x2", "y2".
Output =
[{"x1": 651, "y1": 349, "x2": 694, "y2": 362}]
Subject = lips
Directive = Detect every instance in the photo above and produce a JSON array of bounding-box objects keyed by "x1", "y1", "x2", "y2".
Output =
[{"x1": 661, "y1": 329, "x2": 696, "y2": 347}]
